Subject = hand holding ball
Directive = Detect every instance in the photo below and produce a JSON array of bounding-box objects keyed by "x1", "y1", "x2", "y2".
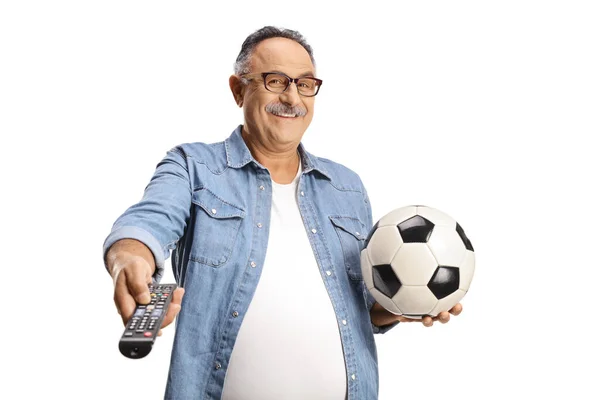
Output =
[{"x1": 361, "y1": 205, "x2": 475, "y2": 318}]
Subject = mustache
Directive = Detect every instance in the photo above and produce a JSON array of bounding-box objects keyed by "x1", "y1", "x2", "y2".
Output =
[{"x1": 265, "y1": 102, "x2": 307, "y2": 117}]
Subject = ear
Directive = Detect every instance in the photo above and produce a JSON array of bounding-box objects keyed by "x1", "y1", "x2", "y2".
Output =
[{"x1": 229, "y1": 75, "x2": 244, "y2": 107}]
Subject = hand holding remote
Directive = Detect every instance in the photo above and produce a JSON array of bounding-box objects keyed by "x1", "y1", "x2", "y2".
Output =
[
  {"x1": 106, "y1": 239, "x2": 184, "y2": 359},
  {"x1": 119, "y1": 283, "x2": 182, "y2": 358},
  {"x1": 107, "y1": 239, "x2": 184, "y2": 336}
]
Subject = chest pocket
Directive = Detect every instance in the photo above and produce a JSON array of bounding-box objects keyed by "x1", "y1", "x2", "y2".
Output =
[
  {"x1": 189, "y1": 188, "x2": 246, "y2": 267},
  {"x1": 329, "y1": 216, "x2": 367, "y2": 281}
]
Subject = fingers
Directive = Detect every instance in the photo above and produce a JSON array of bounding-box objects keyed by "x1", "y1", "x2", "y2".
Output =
[
  {"x1": 125, "y1": 266, "x2": 152, "y2": 304},
  {"x1": 438, "y1": 311, "x2": 451, "y2": 323},
  {"x1": 425, "y1": 304, "x2": 463, "y2": 327},
  {"x1": 113, "y1": 258, "x2": 153, "y2": 326},
  {"x1": 171, "y1": 287, "x2": 185, "y2": 307},
  {"x1": 422, "y1": 310, "x2": 450, "y2": 327},
  {"x1": 161, "y1": 288, "x2": 185, "y2": 330},
  {"x1": 450, "y1": 303, "x2": 463, "y2": 316},
  {"x1": 114, "y1": 274, "x2": 137, "y2": 325}
]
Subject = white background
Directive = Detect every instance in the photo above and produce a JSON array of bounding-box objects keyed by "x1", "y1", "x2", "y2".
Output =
[{"x1": 2, "y1": 1, "x2": 599, "y2": 399}]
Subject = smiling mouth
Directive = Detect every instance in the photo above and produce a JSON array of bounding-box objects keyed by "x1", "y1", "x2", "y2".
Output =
[{"x1": 270, "y1": 111, "x2": 299, "y2": 118}]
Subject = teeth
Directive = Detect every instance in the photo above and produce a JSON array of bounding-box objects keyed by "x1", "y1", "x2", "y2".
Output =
[{"x1": 273, "y1": 112, "x2": 296, "y2": 117}]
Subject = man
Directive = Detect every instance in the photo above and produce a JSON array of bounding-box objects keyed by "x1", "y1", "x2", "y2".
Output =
[{"x1": 104, "y1": 26, "x2": 462, "y2": 400}]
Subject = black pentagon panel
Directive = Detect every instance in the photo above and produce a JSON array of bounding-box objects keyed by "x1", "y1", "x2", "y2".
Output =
[
  {"x1": 456, "y1": 223, "x2": 474, "y2": 251},
  {"x1": 365, "y1": 221, "x2": 380, "y2": 248},
  {"x1": 427, "y1": 266, "x2": 460, "y2": 299},
  {"x1": 397, "y1": 215, "x2": 435, "y2": 243},
  {"x1": 372, "y1": 264, "x2": 402, "y2": 298}
]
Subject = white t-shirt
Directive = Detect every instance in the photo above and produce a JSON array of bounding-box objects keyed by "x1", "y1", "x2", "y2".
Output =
[{"x1": 221, "y1": 161, "x2": 347, "y2": 400}]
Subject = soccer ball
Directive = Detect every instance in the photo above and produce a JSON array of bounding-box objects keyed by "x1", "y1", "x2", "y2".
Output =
[{"x1": 360, "y1": 205, "x2": 475, "y2": 318}]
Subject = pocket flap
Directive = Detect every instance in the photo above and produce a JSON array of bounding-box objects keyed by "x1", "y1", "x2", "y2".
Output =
[
  {"x1": 192, "y1": 189, "x2": 246, "y2": 219},
  {"x1": 329, "y1": 216, "x2": 366, "y2": 240}
]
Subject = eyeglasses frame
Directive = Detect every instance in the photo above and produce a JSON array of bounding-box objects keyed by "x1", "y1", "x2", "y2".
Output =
[{"x1": 241, "y1": 72, "x2": 323, "y2": 97}]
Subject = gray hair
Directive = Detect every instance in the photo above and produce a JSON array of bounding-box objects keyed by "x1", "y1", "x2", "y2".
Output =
[{"x1": 234, "y1": 26, "x2": 316, "y2": 76}]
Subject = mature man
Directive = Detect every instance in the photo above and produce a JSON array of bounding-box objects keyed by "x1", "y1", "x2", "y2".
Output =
[{"x1": 104, "y1": 26, "x2": 461, "y2": 400}]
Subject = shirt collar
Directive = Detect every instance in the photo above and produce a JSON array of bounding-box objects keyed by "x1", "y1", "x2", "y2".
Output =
[{"x1": 225, "y1": 125, "x2": 331, "y2": 181}]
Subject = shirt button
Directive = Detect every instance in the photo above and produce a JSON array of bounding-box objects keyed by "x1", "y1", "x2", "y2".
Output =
[
  {"x1": 232, "y1": 311, "x2": 239, "y2": 317},
  {"x1": 351, "y1": 374, "x2": 356, "y2": 380},
  {"x1": 342, "y1": 320, "x2": 347, "y2": 325},
  {"x1": 257, "y1": 223, "x2": 262, "y2": 228},
  {"x1": 300, "y1": 191, "x2": 305, "y2": 196},
  {"x1": 211, "y1": 208, "x2": 217, "y2": 214},
  {"x1": 259, "y1": 185, "x2": 265, "y2": 190},
  {"x1": 326, "y1": 271, "x2": 332, "y2": 276},
  {"x1": 215, "y1": 362, "x2": 221, "y2": 370},
  {"x1": 250, "y1": 261, "x2": 256, "y2": 268},
  {"x1": 311, "y1": 228, "x2": 317, "y2": 234},
  {"x1": 355, "y1": 232, "x2": 360, "y2": 236}
]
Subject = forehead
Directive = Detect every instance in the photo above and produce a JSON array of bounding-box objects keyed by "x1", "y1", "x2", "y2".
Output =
[{"x1": 250, "y1": 37, "x2": 315, "y2": 75}]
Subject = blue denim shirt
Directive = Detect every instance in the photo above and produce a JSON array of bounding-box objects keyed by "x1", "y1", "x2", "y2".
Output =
[{"x1": 103, "y1": 125, "x2": 398, "y2": 399}]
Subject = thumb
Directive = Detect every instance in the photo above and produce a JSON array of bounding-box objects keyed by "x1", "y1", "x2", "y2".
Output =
[{"x1": 125, "y1": 268, "x2": 151, "y2": 304}]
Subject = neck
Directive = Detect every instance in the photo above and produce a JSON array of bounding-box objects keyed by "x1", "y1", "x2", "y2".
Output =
[{"x1": 241, "y1": 127, "x2": 301, "y2": 184}]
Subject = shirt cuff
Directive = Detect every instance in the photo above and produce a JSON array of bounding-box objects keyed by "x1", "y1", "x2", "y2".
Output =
[
  {"x1": 102, "y1": 226, "x2": 165, "y2": 284},
  {"x1": 372, "y1": 320, "x2": 400, "y2": 334}
]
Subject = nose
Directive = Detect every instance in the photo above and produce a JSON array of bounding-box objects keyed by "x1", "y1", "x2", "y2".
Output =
[{"x1": 279, "y1": 81, "x2": 302, "y2": 107}]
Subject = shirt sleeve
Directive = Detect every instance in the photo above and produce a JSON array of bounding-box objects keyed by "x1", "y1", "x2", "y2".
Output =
[
  {"x1": 102, "y1": 147, "x2": 192, "y2": 283},
  {"x1": 359, "y1": 176, "x2": 400, "y2": 335}
]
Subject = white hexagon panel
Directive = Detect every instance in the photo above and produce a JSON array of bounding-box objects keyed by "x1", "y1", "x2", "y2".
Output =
[
  {"x1": 366, "y1": 225, "x2": 403, "y2": 266},
  {"x1": 360, "y1": 249, "x2": 374, "y2": 290},
  {"x1": 416, "y1": 205, "x2": 456, "y2": 228},
  {"x1": 391, "y1": 243, "x2": 438, "y2": 286},
  {"x1": 377, "y1": 205, "x2": 418, "y2": 227},
  {"x1": 371, "y1": 286, "x2": 402, "y2": 315},
  {"x1": 393, "y1": 286, "x2": 438, "y2": 317},
  {"x1": 459, "y1": 250, "x2": 476, "y2": 292},
  {"x1": 427, "y1": 225, "x2": 467, "y2": 267}
]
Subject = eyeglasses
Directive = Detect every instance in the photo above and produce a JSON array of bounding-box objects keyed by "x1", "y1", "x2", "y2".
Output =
[{"x1": 241, "y1": 72, "x2": 323, "y2": 97}]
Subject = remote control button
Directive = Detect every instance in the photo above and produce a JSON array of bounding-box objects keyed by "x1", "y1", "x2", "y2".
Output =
[
  {"x1": 144, "y1": 332, "x2": 152, "y2": 337},
  {"x1": 124, "y1": 332, "x2": 133, "y2": 337},
  {"x1": 136, "y1": 329, "x2": 144, "y2": 333}
]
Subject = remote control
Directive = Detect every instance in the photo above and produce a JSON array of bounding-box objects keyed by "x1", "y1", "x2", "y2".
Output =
[{"x1": 119, "y1": 283, "x2": 178, "y2": 359}]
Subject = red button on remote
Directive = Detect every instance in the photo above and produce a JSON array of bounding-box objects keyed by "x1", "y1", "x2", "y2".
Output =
[{"x1": 144, "y1": 332, "x2": 152, "y2": 337}]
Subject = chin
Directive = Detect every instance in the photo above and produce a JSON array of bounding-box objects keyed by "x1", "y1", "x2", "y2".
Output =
[{"x1": 271, "y1": 127, "x2": 304, "y2": 142}]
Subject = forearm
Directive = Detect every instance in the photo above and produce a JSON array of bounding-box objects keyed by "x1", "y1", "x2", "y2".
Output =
[
  {"x1": 104, "y1": 238, "x2": 156, "y2": 277},
  {"x1": 370, "y1": 301, "x2": 399, "y2": 327}
]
